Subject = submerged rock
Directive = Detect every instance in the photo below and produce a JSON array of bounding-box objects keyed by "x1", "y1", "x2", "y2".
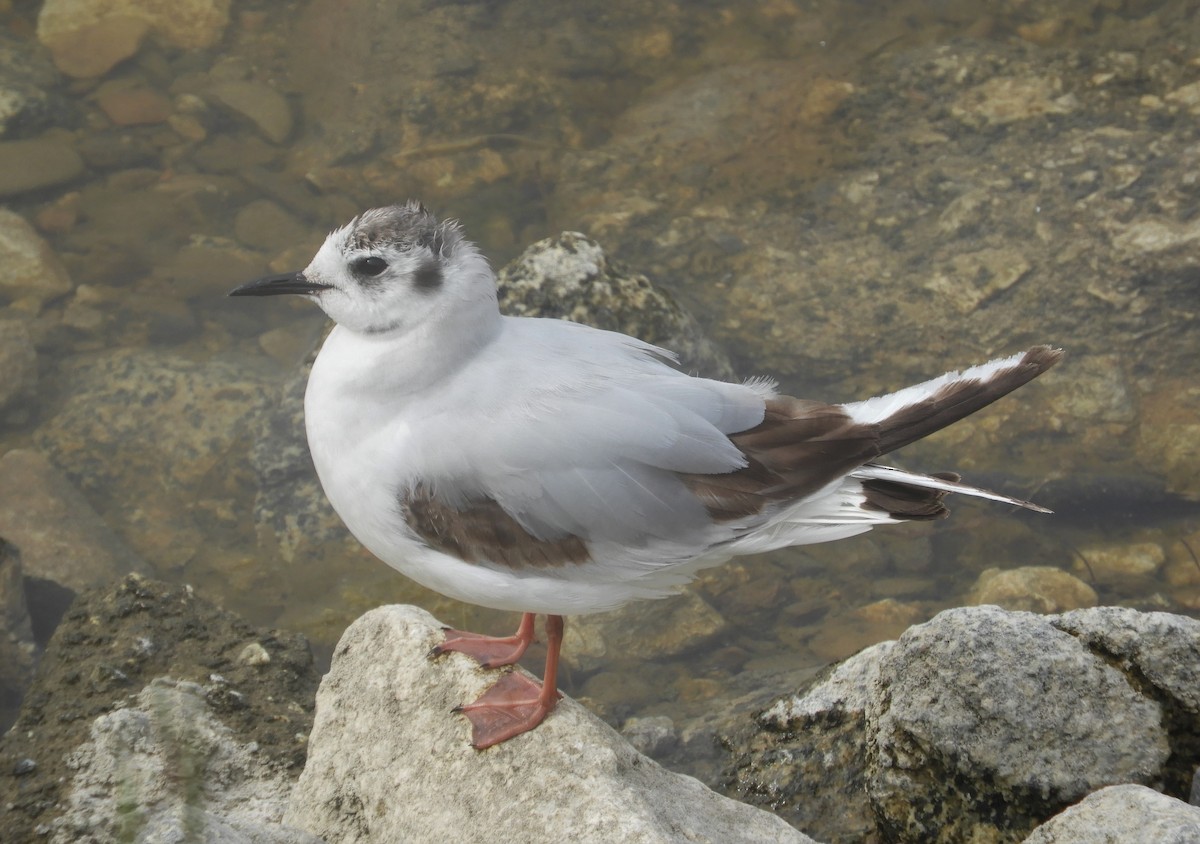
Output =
[{"x1": 285, "y1": 604, "x2": 815, "y2": 844}]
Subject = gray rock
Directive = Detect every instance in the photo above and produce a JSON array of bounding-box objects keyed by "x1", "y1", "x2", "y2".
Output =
[
  {"x1": 53, "y1": 679, "x2": 324, "y2": 844},
  {"x1": 0, "y1": 29, "x2": 73, "y2": 138},
  {"x1": 726, "y1": 604, "x2": 1200, "y2": 843},
  {"x1": 1023, "y1": 784, "x2": 1200, "y2": 844},
  {"x1": 1052, "y1": 607, "x2": 1200, "y2": 798},
  {"x1": 867, "y1": 606, "x2": 1169, "y2": 842},
  {"x1": 284, "y1": 604, "x2": 815, "y2": 844},
  {"x1": 497, "y1": 231, "x2": 735, "y2": 380},
  {"x1": 0, "y1": 207, "x2": 73, "y2": 303}
]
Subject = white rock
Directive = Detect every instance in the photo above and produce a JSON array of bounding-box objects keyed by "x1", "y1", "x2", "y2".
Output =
[
  {"x1": 1023, "y1": 784, "x2": 1200, "y2": 843},
  {"x1": 53, "y1": 679, "x2": 322, "y2": 844},
  {"x1": 284, "y1": 604, "x2": 814, "y2": 844}
]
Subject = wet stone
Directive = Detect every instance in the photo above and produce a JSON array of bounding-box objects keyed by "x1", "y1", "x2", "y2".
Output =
[
  {"x1": 94, "y1": 80, "x2": 173, "y2": 125},
  {"x1": 0, "y1": 449, "x2": 147, "y2": 593},
  {"x1": 0, "y1": 208, "x2": 73, "y2": 306},
  {"x1": 966, "y1": 565, "x2": 1098, "y2": 614},
  {"x1": 0, "y1": 138, "x2": 84, "y2": 198},
  {"x1": 210, "y1": 80, "x2": 294, "y2": 144},
  {"x1": 0, "y1": 318, "x2": 37, "y2": 413}
]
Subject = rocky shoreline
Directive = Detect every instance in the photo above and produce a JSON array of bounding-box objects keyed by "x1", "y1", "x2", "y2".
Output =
[{"x1": 3, "y1": 576, "x2": 1199, "y2": 843}]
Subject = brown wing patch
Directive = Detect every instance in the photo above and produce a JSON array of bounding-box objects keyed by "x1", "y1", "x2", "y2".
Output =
[
  {"x1": 861, "y1": 471, "x2": 960, "y2": 520},
  {"x1": 400, "y1": 483, "x2": 590, "y2": 569},
  {"x1": 679, "y1": 397, "x2": 881, "y2": 522}
]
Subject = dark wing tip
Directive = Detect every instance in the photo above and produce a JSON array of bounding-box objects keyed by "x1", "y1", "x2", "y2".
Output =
[{"x1": 1021, "y1": 345, "x2": 1065, "y2": 373}]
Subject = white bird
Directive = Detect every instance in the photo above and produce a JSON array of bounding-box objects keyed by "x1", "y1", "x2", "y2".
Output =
[{"x1": 230, "y1": 201, "x2": 1061, "y2": 749}]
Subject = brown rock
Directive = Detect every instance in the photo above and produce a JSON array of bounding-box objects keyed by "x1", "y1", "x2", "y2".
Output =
[{"x1": 95, "y1": 81, "x2": 173, "y2": 125}]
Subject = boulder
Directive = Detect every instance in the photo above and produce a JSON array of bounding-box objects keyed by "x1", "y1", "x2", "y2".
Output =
[{"x1": 284, "y1": 604, "x2": 815, "y2": 844}]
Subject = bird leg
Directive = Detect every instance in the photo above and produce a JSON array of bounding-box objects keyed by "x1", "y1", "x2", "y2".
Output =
[
  {"x1": 431, "y1": 611, "x2": 536, "y2": 668},
  {"x1": 454, "y1": 614, "x2": 564, "y2": 749}
]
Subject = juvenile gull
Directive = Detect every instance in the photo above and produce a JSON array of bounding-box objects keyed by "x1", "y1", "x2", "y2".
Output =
[{"x1": 230, "y1": 201, "x2": 1061, "y2": 749}]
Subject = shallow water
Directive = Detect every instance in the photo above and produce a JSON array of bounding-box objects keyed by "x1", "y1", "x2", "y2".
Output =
[{"x1": 3, "y1": 0, "x2": 1200, "y2": 778}]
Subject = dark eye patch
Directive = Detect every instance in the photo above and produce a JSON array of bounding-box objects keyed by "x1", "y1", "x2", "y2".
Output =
[
  {"x1": 352, "y1": 255, "x2": 388, "y2": 277},
  {"x1": 413, "y1": 258, "x2": 443, "y2": 291}
]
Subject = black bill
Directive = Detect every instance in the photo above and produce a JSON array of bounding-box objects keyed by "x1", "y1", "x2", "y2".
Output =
[{"x1": 228, "y1": 271, "x2": 331, "y2": 297}]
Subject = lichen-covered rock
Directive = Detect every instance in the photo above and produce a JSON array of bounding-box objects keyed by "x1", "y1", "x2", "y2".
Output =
[
  {"x1": 725, "y1": 604, "x2": 1200, "y2": 843},
  {"x1": 725, "y1": 642, "x2": 893, "y2": 843},
  {"x1": 0, "y1": 576, "x2": 319, "y2": 844},
  {"x1": 497, "y1": 231, "x2": 735, "y2": 380},
  {"x1": 52, "y1": 679, "x2": 324, "y2": 844},
  {"x1": 867, "y1": 606, "x2": 1168, "y2": 842}
]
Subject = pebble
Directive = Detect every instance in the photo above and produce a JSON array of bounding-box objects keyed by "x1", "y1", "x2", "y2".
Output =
[
  {"x1": 1072, "y1": 541, "x2": 1166, "y2": 582},
  {"x1": 0, "y1": 208, "x2": 74, "y2": 305},
  {"x1": 0, "y1": 138, "x2": 84, "y2": 197},
  {"x1": 210, "y1": 81, "x2": 293, "y2": 144},
  {"x1": 95, "y1": 81, "x2": 173, "y2": 125},
  {"x1": 966, "y1": 566, "x2": 1098, "y2": 614},
  {"x1": 37, "y1": 15, "x2": 151, "y2": 79},
  {"x1": 0, "y1": 319, "x2": 37, "y2": 412}
]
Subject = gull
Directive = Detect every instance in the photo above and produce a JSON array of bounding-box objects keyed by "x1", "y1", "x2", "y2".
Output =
[{"x1": 230, "y1": 201, "x2": 1061, "y2": 749}]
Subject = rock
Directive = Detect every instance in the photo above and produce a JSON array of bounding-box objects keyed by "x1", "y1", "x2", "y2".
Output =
[
  {"x1": 234, "y1": 199, "x2": 313, "y2": 255},
  {"x1": 0, "y1": 449, "x2": 146, "y2": 593},
  {"x1": 0, "y1": 318, "x2": 37, "y2": 413},
  {"x1": 0, "y1": 30, "x2": 73, "y2": 139},
  {"x1": 0, "y1": 208, "x2": 74, "y2": 304},
  {"x1": 497, "y1": 231, "x2": 735, "y2": 380},
  {"x1": 1137, "y1": 379, "x2": 1200, "y2": 500},
  {"x1": 1051, "y1": 607, "x2": 1200, "y2": 796},
  {"x1": 965, "y1": 566, "x2": 1098, "y2": 613},
  {"x1": 33, "y1": 349, "x2": 276, "y2": 568},
  {"x1": 867, "y1": 606, "x2": 1169, "y2": 842},
  {"x1": 36, "y1": 14, "x2": 150, "y2": 79},
  {"x1": 0, "y1": 539, "x2": 36, "y2": 728},
  {"x1": 0, "y1": 576, "x2": 319, "y2": 844},
  {"x1": 1071, "y1": 540, "x2": 1165, "y2": 582},
  {"x1": 729, "y1": 604, "x2": 1200, "y2": 842},
  {"x1": 565, "y1": 589, "x2": 728, "y2": 674},
  {"x1": 725, "y1": 642, "x2": 893, "y2": 843},
  {"x1": 94, "y1": 80, "x2": 172, "y2": 125},
  {"x1": 38, "y1": 0, "x2": 231, "y2": 78},
  {"x1": 52, "y1": 679, "x2": 324, "y2": 844},
  {"x1": 1023, "y1": 784, "x2": 1200, "y2": 843},
  {"x1": 284, "y1": 604, "x2": 815, "y2": 844},
  {"x1": 210, "y1": 80, "x2": 294, "y2": 144}
]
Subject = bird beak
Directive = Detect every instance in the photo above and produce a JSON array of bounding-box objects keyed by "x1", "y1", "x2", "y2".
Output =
[{"x1": 227, "y1": 271, "x2": 331, "y2": 297}]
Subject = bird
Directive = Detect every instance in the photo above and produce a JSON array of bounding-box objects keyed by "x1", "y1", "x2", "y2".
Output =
[{"x1": 230, "y1": 201, "x2": 1061, "y2": 749}]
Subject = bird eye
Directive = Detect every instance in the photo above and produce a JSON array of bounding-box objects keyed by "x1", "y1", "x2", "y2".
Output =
[{"x1": 352, "y1": 256, "x2": 388, "y2": 277}]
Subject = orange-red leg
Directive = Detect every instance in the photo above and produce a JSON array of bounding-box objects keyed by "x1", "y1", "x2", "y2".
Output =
[
  {"x1": 431, "y1": 611, "x2": 536, "y2": 668},
  {"x1": 454, "y1": 614, "x2": 564, "y2": 749}
]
